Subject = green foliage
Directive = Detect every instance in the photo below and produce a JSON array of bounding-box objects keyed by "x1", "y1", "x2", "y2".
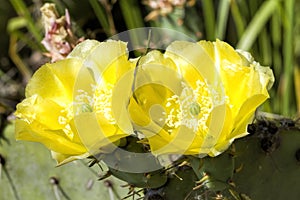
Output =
[{"x1": 9, "y1": 0, "x2": 43, "y2": 44}]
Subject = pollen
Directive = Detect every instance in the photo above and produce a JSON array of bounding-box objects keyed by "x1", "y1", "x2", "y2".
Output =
[
  {"x1": 58, "y1": 104, "x2": 74, "y2": 139},
  {"x1": 164, "y1": 80, "x2": 214, "y2": 133},
  {"x1": 57, "y1": 82, "x2": 117, "y2": 139},
  {"x1": 93, "y1": 83, "x2": 116, "y2": 124}
]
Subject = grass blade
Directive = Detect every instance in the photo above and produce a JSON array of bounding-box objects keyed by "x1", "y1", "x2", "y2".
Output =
[
  {"x1": 237, "y1": 0, "x2": 280, "y2": 50},
  {"x1": 282, "y1": 0, "x2": 295, "y2": 115},
  {"x1": 202, "y1": 0, "x2": 215, "y2": 40},
  {"x1": 230, "y1": 0, "x2": 246, "y2": 40},
  {"x1": 9, "y1": 0, "x2": 43, "y2": 47},
  {"x1": 119, "y1": 0, "x2": 145, "y2": 50},
  {"x1": 88, "y1": 0, "x2": 111, "y2": 36},
  {"x1": 216, "y1": 0, "x2": 230, "y2": 40}
]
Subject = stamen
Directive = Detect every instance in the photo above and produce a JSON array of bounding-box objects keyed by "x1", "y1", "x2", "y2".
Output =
[
  {"x1": 93, "y1": 83, "x2": 116, "y2": 124},
  {"x1": 58, "y1": 116, "x2": 67, "y2": 124},
  {"x1": 163, "y1": 80, "x2": 215, "y2": 133}
]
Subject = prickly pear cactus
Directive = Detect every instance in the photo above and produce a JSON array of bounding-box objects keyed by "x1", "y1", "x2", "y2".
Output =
[
  {"x1": 143, "y1": 118, "x2": 300, "y2": 200},
  {"x1": 232, "y1": 128, "x2": 300, "y2": 199},
  {"x1": 102, "y1": 137, "x2": 168, "y2": 189},
  {"x1": 1, "y1": 118, "x2": 299, "y2": 200}
]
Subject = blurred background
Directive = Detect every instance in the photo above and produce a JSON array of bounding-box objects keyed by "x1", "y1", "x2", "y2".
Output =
[{"x1": 0, "y1": 0, "x2": 299, "y2": 199}]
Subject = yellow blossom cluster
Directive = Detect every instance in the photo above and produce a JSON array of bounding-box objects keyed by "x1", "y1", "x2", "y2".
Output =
[{"x1": 15, "y1": 39, "x2": 274, "y2": 164}]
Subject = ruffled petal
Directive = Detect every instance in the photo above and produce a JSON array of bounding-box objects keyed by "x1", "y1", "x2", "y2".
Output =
[
  {"x1": 128, "y1": 40, "x2": 274, "y2": 157},
  {"x1": 15, "y1": 119, "x2": 86, "y2": 155},
  {"x1": 51, "y1": 151, "x2": 90, "y2": 166},
  {"x1": 25, "y1": 59, "x2": 82, "y2": 105},
  {"x1": 15, "y1": 40, "x2": 136, "y2": 164}
]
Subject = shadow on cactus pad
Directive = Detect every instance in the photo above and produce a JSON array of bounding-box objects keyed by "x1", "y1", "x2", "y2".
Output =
[{"x1": 143, "y1": 118, "x2": 300, "y2": 200}]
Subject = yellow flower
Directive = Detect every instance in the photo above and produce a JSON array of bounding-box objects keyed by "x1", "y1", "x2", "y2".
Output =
[
  {"x1": 15, "y1": 38, "x2": 274, "y2": 164},
  {"x1": 15, "y1": 40, "x2": 136, "y2": 164},
  {"x1": 128, "y1": 40, "x2": 274, "y2": 157}
]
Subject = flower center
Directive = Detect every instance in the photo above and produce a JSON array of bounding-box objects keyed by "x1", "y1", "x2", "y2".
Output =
[
  {"x1": 57, "y1": 82, "x2": 115, "y2": 139},
  {"x1": 58, "y1": 104, "x2": 74, "y2": 139},
  {"x1": 189, "y1": 102, "x2": 201, "y2": 116},
  {"x1": 164, "y1": 80, "x2": 213, "y2": 133},
  {"x1": 92, "y1": 83, "x2": 115, "y2": 123},
  {"x1": 71, "y1": 83, "x2": 115, "y2": 123}
]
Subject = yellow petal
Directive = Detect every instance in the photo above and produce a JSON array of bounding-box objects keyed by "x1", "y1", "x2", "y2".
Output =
[
  {"x1": 67, "y1": 39, "x2": 100, "y2": 60},
  {"x1": 51, "y1": 151, "x2": 90, "y2": 166},
  {"x1": 25, "y1": 58, "x2": 82, "y2": 104},
  {"x1": 128, "y1": 50, "x2": 183, "y2": 129},
  {"x1": 15, "y1": 119, "x2": 86, "y2": 154},
  {"x1": 130, "y1": 40, "x2": 274, "y2": 158},
  {"x1": 82, "y1": 40, "x2": 131, "y2": 84},
  {"x1": 165, "y1": 41, "x2": 221, "y2": 87},
  {"x1": 231, "y1": 94, "x2": 267, "y2": 139},
  {"x1": 15, "y1": 40, "x2": 137, "y2": 164},
  {"x1": 75, "y1": 40, "x2": 135, "y2": 135},
  {"x1": 111, "y1": 67, "x2": 135, "y2": 134},
  {"x1": 74, "y1": 112, "x2": 129, "y2": 154}
]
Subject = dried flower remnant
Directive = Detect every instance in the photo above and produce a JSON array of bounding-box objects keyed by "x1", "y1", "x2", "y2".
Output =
[
  {"x1": 143, "y1": 0, "x2": 196, "y2": 21},
  {"x1": 40, "y1": 3, "x2": 84, "y2": 62}
]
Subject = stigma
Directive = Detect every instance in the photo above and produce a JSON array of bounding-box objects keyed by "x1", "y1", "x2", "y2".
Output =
[{"x1": 164, "y1": 80, "x2": 213, "y2": 133}]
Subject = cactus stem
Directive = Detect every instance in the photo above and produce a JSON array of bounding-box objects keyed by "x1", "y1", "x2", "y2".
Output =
[
  {"x1": 98, "y1": 171, "x2": 111, "y2": 181},
  {"x1": 104, "y1": 181, "x2": 115, "y2": 200},
  {"x1": 214, "y1": 192, "x2": 224, "y2": 200},
  {"x1": 1, "y1": 156, "x2": 20, "y2": 200},
  {"x1": 233, "y1": 163, "x2": 244, "y2": 173},
  {"x1": 227, "y1": 179, "x2": 236, "y2": 188},
  {"x1": 49, "y1": 177, "x2": 71, "y2": 200},
  {"x1": 178, "y1": 160, "x2": 189, "y2": 167},
  {"x1": 229, "y1": 144, "x2": 237, "y2": 158},
  {"x1": 172, "y1": 172, "x2": 183, "y2": 181},
  {"x1": 228, "y1": 189, "x2": 241, "y2": 200},
  {"x1": 193, "y1": 173, "x2": 210, "y2": 191},
  {"x1": 121, "y1": 187, "x2": 143, "y2": 200},
  {"x1": 195, "y1": 172, "x2": 209, "y2": 184},
  {"x1": 0, "y1": 154, "x2": 5, "y2": 179},
  {"x1": 295, "y1": 148, "x2": 300, "y2": 162},
  {"x1": 193, "y1": 183, "x2": 205, "y2": 191},
  {"x1": 50, "y1": 177, "x2": 61, "y2": 200}
]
